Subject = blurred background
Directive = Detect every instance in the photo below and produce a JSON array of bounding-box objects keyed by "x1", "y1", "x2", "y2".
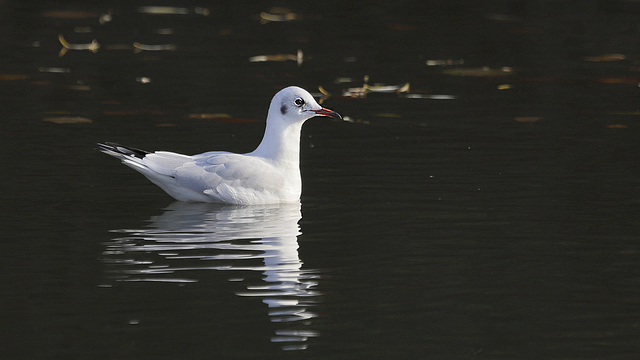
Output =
[{"x1": 1, "y1": 1, "x2": 640, "y2": 359}]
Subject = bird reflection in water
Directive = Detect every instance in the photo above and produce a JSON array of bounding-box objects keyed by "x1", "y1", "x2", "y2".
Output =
[{"x1": 101, "y1": 201, "x2": 320, "y2": 350}]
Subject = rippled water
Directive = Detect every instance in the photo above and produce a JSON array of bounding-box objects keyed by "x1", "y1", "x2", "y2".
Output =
[{"x1": 2, "y1": 1, "x2": 640, "y2": 359}]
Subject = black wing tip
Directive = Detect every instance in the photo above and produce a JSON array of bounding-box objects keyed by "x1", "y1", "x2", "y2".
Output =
[{"x1": 96, "y1": 142, "x2": 150, "y2": 159}]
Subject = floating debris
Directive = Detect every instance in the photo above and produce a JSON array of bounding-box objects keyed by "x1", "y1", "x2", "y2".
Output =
[
  {"x1": 138, "y1": 6, "x2": 209, "y2": 16},
  {"x1": 155, "y1": 28, "x2": 174, "y2": 35},
  {"x1": 401, "y1": 94, "x2": 456, "y2": 100},
  {"x1": 333, "y1": 77, "x2": 353, "y2": 84},
  {"x1": 0, "y1": 74, "x2": 29, "y2": 81},
  {"x1": 133, "y1": 42, "x2": 177, "y2": 52},
  {"x1": 249, "y1": 49, "x2": 303, "y2": 66},
  {"x1": 138, "y1": 6, "x2": 188, "y2": 15},
  {"x1": 187, "y1": 113, "x2": 232, "y2": 119},
  {"x1": 607, "y1": 124, "x2": 629, "y2": 129},
  {"x1": 443, "y1": 66, "x2": 513, "y2": 77},
  {"x1": 342, "y1": 116, "x2": 370, "y2": 125},
  {"x1": 43, "y1": 117, "x2": 92, "y2": 124},
  {"x1": 342, "y1": 82, "x2": 410, "y2": 98},
  {"x1": 260, "y1": 7, "x2": 298, "y2": 23},
  {"x1": 426, "y1": 59, "x2": 464, "y2": 66},
  {"x1": 99, "y1": 12, "x2": 113, "y2": 25},
  {"x1": 584, "y1": 54, "x2": 626, "y2": 62},
  {"x1": 58, "y1": 34, "x2": 99, "y2": 56},
  {"x1": 136, "y1": 77, "x2": 151, "y2": 84},
  {"x1": 38, "y1": 67, "x2": 70, "y2": 73},
  {"x1": 66, "y1": 84, "x2": 91, "y2": 91},
  {"x1": 497, "y1": 84, "x2": 512, "y2": 90}
]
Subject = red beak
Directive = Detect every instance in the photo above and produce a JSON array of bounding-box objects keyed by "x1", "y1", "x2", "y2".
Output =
[{"x1": 312, "y1": 107, "x2": 342, "y2": 119}]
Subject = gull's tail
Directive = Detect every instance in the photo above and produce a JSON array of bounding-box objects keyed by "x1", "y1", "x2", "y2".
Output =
[
  {"x1": 96, "y1": 142, "x2": 203, "y2": 201},
  {"x1": 97, "y1": 142, "x2": 150, "y2": 160}
]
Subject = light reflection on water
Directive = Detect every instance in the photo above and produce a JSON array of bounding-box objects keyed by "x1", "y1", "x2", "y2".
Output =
[{"x1": 101, "y1": 201, "x2": 320, "y2": 351}]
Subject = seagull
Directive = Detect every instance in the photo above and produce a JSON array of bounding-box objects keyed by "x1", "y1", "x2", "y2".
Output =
[{"x1": 97, "y1": 86, "x2": 341, "y2": 205}]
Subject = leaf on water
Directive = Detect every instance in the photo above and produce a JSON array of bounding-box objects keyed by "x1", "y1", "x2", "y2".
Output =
[
  {"x1": 375, "y1": 113, "x2": 402, "y2": 118},
  {"x1": 38, "y1": 67, "x2": 70, "y2": 73},
  {"x1": 43, "y1": 117, "x2": 92, "y2": 124},
  {"x1": 138, "y1": 6, "x2": 189, "y2": 15},
  {"x1": 426, "y1": 59, "x2": 464, "y2": 66},
  {"x1": 583, "y1": 54, "x2": 626, "y2": 62},
  {"x1": 58, "y1": 34, "x2": 100, "y2": 53},
  {"x1": 187, "y1": 113, "x2": 232, "y2": 119},
  {"x1": 66, "y1": 85, "x2": 91, "y2": 91},
  {"x1": 401, "y1": 94, "x2": 456, "y2": 100},
  {"x1": 515, "y1": 116, "x2": 543, "y2": 123},
  {"x1": 133, "y1": 42, "x2": 177, "y2": 52},
  {"x1": 607, "y1": 124, "x2": 629, "y2": 129},
  {"x1": 260, "y1": 8, "x2": 298, "y2": 23},
  {"x1": 0, "y1": 74, "x2": 29, "y2": 81},
  {"x1": 249, "y1": 50, "x2": 303, "y2": 65},
  {"x1": 342, "y1": 116, "x2": 370, "y2": 125},
  {"x1": 443, "y1": 67, "x2": 514, "y2": 77},
  {"x1": 497, "y1": 84, "x2": 512, "y2": 90}
]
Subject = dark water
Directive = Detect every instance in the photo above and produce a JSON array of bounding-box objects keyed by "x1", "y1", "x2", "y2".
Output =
[{"x1": 2, "y1": 1, "x2": 640, "y2": 359}]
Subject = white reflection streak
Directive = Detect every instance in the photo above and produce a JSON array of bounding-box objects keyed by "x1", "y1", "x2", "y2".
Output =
[{"x1": 101, "y1": 201, "x2": 319, "y2": 350}]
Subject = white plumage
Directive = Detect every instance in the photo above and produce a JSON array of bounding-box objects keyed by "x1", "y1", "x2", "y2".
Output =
[{"x1": 98, "y1": 86, "x2": 341, "y2": 204}]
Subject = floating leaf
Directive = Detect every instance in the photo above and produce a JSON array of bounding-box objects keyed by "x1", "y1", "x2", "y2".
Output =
[
  {"x1": 376, "y1": 113, "x2": 402, "y2": 118},
  {"x1": 187, "y1": 113, "x2": 232, "y2": 119},
  {"x1": 497, "y1": 84, "x2": 512, "y2": 90},
  {"x1": 260, "y1": 8, "x2": 298, "y2": 23},
  {"x1": 38, "y1": 67, "x2": 70, "y2": 73},
  {"x1": 58, "y1": 34, "x2": 100, "y2": 54},
  {"x1": 66, "y1": 85, "x2": 91, "y2": 91},
  {"x1": 443, "y1": 67, "x2": 514, "y2": 77},
  {"x1": 426, "y1": 59, "x2": 464, "y2": 66},
  {"x1": 133, "y1": 42, "x2": 177, "y2": 52},
  {"x1": 138, "y1": 6, "x2": 189, "y2": 15},
  {"x1": 249, "y1": 49, "x2": 303, "y2": 66},
  {"x1": 43, "y1": 117, "x2": 92, "y2": 124},
  {"x1": 584, "y1": 54, "x2": 626, "y2": 62},
  {"x1": 401, "y1": 94, "x2": 456, "y2": 100},
  {"x1": 137, "y1": 6, "x2": 209, "y2": 15},
  {"x1": 0, "y1": 74, "x2": 29, "y2": 81},
  {"x1": 607, "y1": 124, "x2": 628, "y2": 128}
]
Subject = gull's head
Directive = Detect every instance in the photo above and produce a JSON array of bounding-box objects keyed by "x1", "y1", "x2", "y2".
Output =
[{"x1": 270, "y1": 86, "x2": 341, "y2": 124}]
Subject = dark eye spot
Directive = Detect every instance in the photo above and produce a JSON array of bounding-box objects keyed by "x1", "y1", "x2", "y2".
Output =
[
  {"x1": 294, "y1": 98, "x2": 305, "y2": 107},
  {"x1": 280, "y1": 103, "x2": 287, "y2": 115}
]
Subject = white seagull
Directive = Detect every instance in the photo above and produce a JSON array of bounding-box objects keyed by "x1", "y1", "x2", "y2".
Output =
[{"x1": 98, "y1": 86, "x2": 341, "y2": 205}]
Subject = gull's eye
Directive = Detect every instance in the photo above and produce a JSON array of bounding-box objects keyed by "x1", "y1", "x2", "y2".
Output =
[{"x1": 294, "y1": 97, "x2": 305, "y2": 107}]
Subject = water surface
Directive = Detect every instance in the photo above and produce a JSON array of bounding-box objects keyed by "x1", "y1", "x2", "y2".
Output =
[{"x1": 2, "y1": 1, "x2": 640, "y2": 359}]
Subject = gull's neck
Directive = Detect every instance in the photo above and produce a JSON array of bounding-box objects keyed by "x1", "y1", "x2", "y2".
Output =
[{"x1": 249, "y1": 110, "x2": 303, "y2": 168}]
